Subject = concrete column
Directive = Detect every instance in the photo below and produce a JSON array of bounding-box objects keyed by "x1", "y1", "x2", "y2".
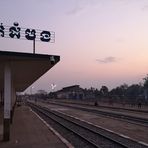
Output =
[
  {"x1": 0, "y1": 91, "x2": 2, "y2": 106},
  {"x1": 3, "y1": 63, "x2": 11, "y2": 141},
  {"x1": 11, "y1": 85, "x2": 16, "y2": 124},
  {"x1": 0, "y1": 91, "x2": 4, "y2": 106},
  {"x1": 0, "y1": 91, "x2": 2, "y2": 105}
]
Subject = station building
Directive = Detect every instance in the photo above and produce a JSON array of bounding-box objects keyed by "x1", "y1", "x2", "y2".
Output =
[{"x1": 56, "y1": 85, "x2": 84, "y2": 99}]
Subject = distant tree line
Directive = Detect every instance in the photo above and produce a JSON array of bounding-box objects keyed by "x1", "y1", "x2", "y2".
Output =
[
  {"x1": 24, "y1": 75, "x2": 148, "y2": 105},
  {"x1": 84, "y1": 75, "x2": 148, "y2": 104}
]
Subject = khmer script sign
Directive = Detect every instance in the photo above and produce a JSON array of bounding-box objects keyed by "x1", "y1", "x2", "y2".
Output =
[{"x1": 0, "y1": 22, "x2": 55, "y2": 42}]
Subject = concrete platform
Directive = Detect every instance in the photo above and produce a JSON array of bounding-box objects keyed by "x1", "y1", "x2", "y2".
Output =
[{"x1": 0, "y1": 105, "x2": 68, "y2": 148}]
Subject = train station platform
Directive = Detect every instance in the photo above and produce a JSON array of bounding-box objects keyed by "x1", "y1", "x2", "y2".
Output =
[{"x1": 0, "y1": 104, "x2": 68, "y2": 148}]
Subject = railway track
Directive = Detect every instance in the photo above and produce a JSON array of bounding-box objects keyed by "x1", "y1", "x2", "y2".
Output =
[
  {"x1": 28, "y1": 102, "x2": 147, "y2": 148},
  {"x1": 50, "y1": 100, "x2": 148, "y2": 113},
  {"x1": 47, "y1": 102, "x2": 148, "y2": 127}
]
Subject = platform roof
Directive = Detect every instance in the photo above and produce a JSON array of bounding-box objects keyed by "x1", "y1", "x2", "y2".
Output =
[{"x1": 0, "y1": 51, "x2": 60, "y2": 92}]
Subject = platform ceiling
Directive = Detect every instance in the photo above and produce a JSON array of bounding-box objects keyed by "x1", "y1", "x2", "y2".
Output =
[{"x1": 0, "y1": 51, "x2": 60, "y2": 92}]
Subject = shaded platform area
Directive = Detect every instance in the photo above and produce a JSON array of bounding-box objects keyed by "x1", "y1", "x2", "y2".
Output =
[
  {"x1": 0, "y1": 50, "x2": 60, "y2": 141},
  {"x1": 0, "y1": 105, "x2": 67, "y2": 148}
]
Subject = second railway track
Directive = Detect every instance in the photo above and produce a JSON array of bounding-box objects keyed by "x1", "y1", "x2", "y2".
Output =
[
  {"x1": 47, "y1": 101, "x2": 148, "y2": 127},
  {"x1": 28, "y1": 102, "x2": 147, "y2": 148}
]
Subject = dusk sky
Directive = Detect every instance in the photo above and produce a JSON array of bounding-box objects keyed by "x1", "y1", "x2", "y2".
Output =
[{"x1": 1, "y1": 0, "x2": 148, "y2": 93}]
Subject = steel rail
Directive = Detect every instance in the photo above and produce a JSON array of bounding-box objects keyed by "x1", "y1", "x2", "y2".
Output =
[
  {"x1": 50, "y1": 100, "x2": 148, "y2": 113},
  {"x1": 29, "y1": 103, "x2": 100, "y2": 148},
  {"x1": 48, "y1": 102, "x2": 148, "y2": 127},
  {"x1": 28, "y1": 102, "x2": 135, "y2": 148}
]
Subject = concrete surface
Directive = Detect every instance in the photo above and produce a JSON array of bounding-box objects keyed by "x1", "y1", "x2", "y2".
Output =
[{"x1": 0, "y1": 105, "x2": 67, "y2": 148}]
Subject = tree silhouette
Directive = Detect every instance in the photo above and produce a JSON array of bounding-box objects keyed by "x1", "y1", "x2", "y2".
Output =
[
  {"x1": 100, "y1": 86, "x2": 108, "y2": 97},
  {"x1": 143, "y1": 74, "x2": 148, "y2": 100}
]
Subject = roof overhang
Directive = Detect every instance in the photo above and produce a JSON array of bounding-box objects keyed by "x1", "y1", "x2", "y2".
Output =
[{"x1": 0, "y1": 51, "x2": 60, "y2": 92}]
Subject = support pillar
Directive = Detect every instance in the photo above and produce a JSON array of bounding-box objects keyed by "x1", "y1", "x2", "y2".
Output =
[
  {"x1": 0, "y1": 91, "x2": 2, "y2": 106},
  {"x1": 0, "y1": 91, "x2": 4, "y2": 106},
  {"x1": 11, "y1": 86, "x2": 16, "y2": 124},
  {"x1": 3, "y1": 63, "x2": 11, "y2": 141}
]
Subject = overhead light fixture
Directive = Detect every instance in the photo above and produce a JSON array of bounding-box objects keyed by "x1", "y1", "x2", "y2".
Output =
[{"x1": 50, "y1": 56, "x2": 55, "y2": 65}]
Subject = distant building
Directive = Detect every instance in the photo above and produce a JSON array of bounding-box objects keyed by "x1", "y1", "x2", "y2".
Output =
[{"x1": 56, "y1": 85, "x2": 84, "y2": 99}]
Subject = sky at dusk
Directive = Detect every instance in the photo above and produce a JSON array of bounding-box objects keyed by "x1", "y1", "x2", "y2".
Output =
[{"x1": 0, "y1": 0, "x2": 148, "y2": 93}]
